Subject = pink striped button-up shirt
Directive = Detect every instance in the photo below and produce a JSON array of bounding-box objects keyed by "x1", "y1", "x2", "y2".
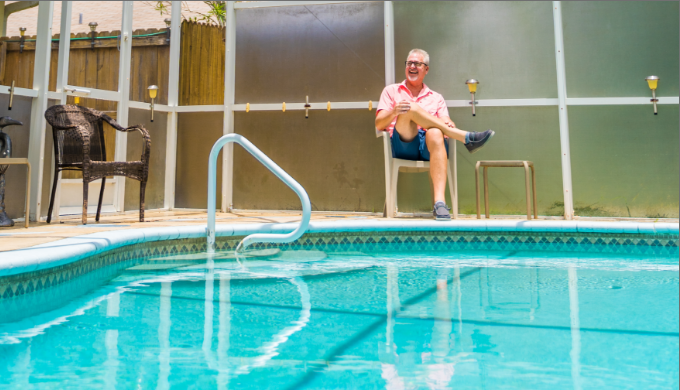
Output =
[{"x1": 376, "y1": 81, "x2": 449, "y2": 137}]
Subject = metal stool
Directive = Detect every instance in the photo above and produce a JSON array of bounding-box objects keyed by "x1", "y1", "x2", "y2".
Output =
[
  {"x1": 1, "y1": 158, "x2": 31, "y2": 228},
  {"x1": 475, "y1": 160, "x2": 536, "y2": 220}
]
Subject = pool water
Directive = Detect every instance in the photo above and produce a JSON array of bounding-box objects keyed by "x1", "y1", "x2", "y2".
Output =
[{"x1": 0, "y1": 246, "x2": 678, "y2": 389}]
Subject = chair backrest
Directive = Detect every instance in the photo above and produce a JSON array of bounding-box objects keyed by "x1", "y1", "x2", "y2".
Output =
[{"x1": 44, "y1": 105, "x2": 107, "y2": 165}]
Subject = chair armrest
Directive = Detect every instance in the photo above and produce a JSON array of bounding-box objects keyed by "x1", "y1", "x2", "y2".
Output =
[
  {"x1": 376, "y1": 129, "x2": 388, "y2": 138},
  {"x1": 101, "y1": 114, "x2": 151, "y2": 164}
]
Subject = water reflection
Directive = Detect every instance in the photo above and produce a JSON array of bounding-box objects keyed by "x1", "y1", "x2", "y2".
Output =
[
  {"x1": 568, "y1": 266, "x2": 582, "y2": 390},
  {"x1": 158, "y1": 282, "x2": 172, "y2": 390}
]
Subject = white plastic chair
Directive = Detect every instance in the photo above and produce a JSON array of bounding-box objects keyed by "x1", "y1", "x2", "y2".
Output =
[{"x1": 377, "y1": 130, "x2": 458, "y2": 218}]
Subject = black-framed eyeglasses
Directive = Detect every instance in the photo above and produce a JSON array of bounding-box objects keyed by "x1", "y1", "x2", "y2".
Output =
[{"x1": 405, "y1": 61, "x2": 428, "y2": 68}]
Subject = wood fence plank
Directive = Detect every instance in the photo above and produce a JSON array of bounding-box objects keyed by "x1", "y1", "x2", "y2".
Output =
[{"x1": 0, "y1": 42, "x2": 6, "y2": 84}]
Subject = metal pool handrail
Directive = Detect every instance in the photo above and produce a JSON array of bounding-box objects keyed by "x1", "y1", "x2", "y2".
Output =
[{"x1": 207, "y1": 134, "x2": 311, "y2": 253}]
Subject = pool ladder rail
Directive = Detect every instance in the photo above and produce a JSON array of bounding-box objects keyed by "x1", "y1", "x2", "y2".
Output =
[{"x1": 207, "y1": 133, "x2": 311, "y2": 253}]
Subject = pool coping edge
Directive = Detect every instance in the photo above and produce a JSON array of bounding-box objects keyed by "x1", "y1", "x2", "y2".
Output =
[{"x1": 0, "y1": 220, "x2": 677, "y2": 278}]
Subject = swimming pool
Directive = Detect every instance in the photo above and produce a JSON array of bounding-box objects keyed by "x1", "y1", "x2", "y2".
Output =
[{"x1": 0, "y1": 221, "x2": 678, "y2": 389}]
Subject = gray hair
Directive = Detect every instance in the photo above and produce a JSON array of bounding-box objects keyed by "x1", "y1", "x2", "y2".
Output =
[{"x1": 407, "y1": 48, "x2": 430, "y2": 65}]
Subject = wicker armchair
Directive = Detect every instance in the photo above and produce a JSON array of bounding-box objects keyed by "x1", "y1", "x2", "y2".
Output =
[{"x1": 44, "y1": 105, "x2": 150, "y2": 224}]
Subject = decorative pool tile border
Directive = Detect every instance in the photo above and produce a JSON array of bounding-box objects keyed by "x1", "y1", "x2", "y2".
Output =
[{"x1": 1, "y1": 229, "x2": 677, "y2": 302}]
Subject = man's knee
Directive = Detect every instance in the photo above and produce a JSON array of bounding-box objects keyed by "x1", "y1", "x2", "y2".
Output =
[{"x1": 425, "y1": 128, "x2": 445, "y2": 145}]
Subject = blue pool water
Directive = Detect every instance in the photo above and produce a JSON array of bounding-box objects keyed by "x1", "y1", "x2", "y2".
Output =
[{"x1": 0, "y1": 246, "x2": 678, "y2": 389}]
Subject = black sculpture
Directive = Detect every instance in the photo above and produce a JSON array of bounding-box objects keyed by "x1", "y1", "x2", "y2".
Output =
[{"x1": 0, "y1": 116, "x2": 24, "y2": 227}]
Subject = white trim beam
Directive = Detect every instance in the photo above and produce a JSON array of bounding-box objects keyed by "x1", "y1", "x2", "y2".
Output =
[
  {"x1": 0, "y1": 86, "x2": 38, "y2": 98},
  {"x1": 222, "y1": 1, "x2": 236, "y2": 213},
  {"x1": 164, "y1": 1, "x2": 182, "y2": 210},
  {"x1": 234, "y1": 1, "x2": 365, "y2": 9},
  {"x1": 553, "y1": 1, "x2": 575, "y2": 220},
  {"x1": 383, "y1": 1, "x2": 395, "y2": 218},
  {"x1": 49, "y1": 0, "x2": 74, "y2": 222},
  {"x1": 128, "y1": 101, "x2": 172, "y2": 112},
  {"x1": 566, "y1": 96, "x2": 680, "y2": 105},
  {"x1": 175, "y1": 105, "x2": 224, "y2": 112},
  {"x1": 27, "y1": 2, "x2": 53, "y2": 221},
  {"x1": 446, "y1": 98, "x2": 559, "y2": 107},
  {"x1": 113, "y1": 1, "x2": 134, "y2": 213}
]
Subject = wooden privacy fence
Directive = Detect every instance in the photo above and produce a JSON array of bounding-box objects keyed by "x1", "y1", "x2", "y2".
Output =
[{"x1": 0, "y1": 21, "x2": 226, "y2": 108}]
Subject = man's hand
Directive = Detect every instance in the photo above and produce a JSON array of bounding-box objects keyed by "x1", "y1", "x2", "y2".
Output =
[
  {"x1": 443, "y1": 118, "x2": 456, "y2": 129},
  {"x1": 394, "y1": 100, "x2": 412, "y2": 115}
]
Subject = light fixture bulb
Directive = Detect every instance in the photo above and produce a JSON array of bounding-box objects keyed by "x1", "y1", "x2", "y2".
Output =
[
  {"x1": 19, "y1": 27, "x2": 26, "y2": 37},
  {"x1": 465, "y1": 79, "x2": 479, "y2": 93},
  {"x1": 148, "y1": 85, "x2": 159, "y2": 99},
  {"x1": 88, "y1": 22, "x2": 98, "y2": 32},
  {"x1": 164, "y1": 18, "x2": 172, "y2": 28},
  {"x1": 645, "y1": 75, "x2": 659, "y2": 90}
]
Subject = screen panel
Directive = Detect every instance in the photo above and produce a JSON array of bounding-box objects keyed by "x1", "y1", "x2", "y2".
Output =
[
  {"x1": 562, "y1": 1, "x2": 680, "y2": 98},
  {"x1": 569, "y1": 105, "x2": 679, "y2": 218},
  {"x1": 124, "y1": 108, "x2": 167, "y2": 212},
  {"x1": 233, "y1": 110, "x2": 385, "y2": 212},
  {"x1": 234, "y1": 3, "x2": 385, "y2": 104},
  {"x1": 175, "y1": 111, "x2": 223, "y2": 209},
  {"x1": 394, "y1": 1, "x2": 558, "y2": 100}
]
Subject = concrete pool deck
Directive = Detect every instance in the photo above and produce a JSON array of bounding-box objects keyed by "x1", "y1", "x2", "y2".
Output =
[{"x1": 1, "y1": 209, "x2": 677, "y2": 253}]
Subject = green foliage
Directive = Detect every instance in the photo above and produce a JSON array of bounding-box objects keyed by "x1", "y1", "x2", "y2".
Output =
[{"x1": 154, "y1": 1, "x2": 226, "y2": 27}]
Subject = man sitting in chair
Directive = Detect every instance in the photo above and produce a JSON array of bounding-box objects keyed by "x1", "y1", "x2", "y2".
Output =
[{"x1": 375, "y1": 48, "x2": 494, "y2": 221}]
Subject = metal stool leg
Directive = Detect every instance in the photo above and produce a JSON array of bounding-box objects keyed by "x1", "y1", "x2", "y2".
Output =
[
  {"x1": 523, "y1": 161, "x2": 531, "y2": 220},
  {"x1": 475, "y1": 161, "x2": 481, "y2": 219},
  {"x1": 531, "y1": 165, "x2": 537, "y2": 219}
]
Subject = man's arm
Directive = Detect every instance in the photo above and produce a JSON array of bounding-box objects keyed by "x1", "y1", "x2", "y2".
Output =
[
  {"x1": 376, "y1": 100, "x2": 416, "y2": 130},
  {"x1": 375, "y1": 107, "x2": 397, "y2": 131}
]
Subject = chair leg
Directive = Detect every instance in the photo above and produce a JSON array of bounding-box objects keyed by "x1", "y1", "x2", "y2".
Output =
[
  {"x1": 139, "y1": 179, "x2": 147, "y2": 222},
  {"x1": 46, "y1": 168, "x2": 60, "y2": 224},
  {"x1": 96, "y1": 177, "x2": 106, "y2": 222},
  {"x1": 389, "y1": 163, "x2": 400, "y2": 218},
  {"x1": 82, "y1": 180, "x2": 89, "y2": 225},
  {"x1": 446, "y1": 164, "x2": 456, "y2": 219}
]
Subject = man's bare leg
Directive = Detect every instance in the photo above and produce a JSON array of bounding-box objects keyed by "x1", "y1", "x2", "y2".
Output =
[
  {"x1": 425, "y1": 128, "x2": 448, "y2": 203},
  {"x1": 396, "y1": 103, "x2": 468, "y2": 143}
]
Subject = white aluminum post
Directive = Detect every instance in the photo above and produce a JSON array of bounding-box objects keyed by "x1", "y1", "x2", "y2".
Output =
[
  {"x1": 114, "y1": 1, "x2": 134, "y2": 212},
  {"x1": 382, "y1": 2, "x2": 395, "y2": 217},
  {"x1": 164, "y1": 1, "x2": 182, "y2": 210},
  {"x1": 27, "y1": 2, "x2": 54, "y2": 221},
  {"x1": 49, "y1": 0, "x2": 73, "y2": 222},
  {"x1": 222, "y1": 1, "x2": 236, "y2": 212},
  {"x1": 553, "y1": 1, "x2": 575, "y2": 220}
]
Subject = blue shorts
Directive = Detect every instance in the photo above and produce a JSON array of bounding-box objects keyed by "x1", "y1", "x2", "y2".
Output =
[{"x1": 391, "y1": 128, "x2": 449, "y2": 161}]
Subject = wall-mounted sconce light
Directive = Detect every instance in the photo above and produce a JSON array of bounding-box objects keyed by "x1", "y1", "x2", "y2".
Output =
[
  {"x1": 164, "y1": 18, "x2": 171, "y2": 44},
  {"x1": 74, "y1": 96, "x2": 80, "y2": 105},
  {"x1": 465, "y1": 79, "x2": 479, "y2": 116},
  {"x1": 246, "y1": 103, "x2": 250, "y2": 113},
  {"x1": 645, "y1": 75, "x2": 659, "y2": 115},
  {"x1": 19, "y1": 27, "x2": 26, "y2": 53},
  {"x1": 327, "y1": 101, "x2": 331, "y2": 111},
  {"x1": 7, "y1": 81, "x2": 15, "y2": 110},
  {"x1": 368, "y1": 100, "x2": 372, "y2": 111},
  {"x1": 88, "y1": 22, "x2": 98, "y2": 50},
  {"x1": 304, "y1": 96, "x2": 311, "y2": 118},
  {"x1": 148, "y1": 85, "x2": 158, "y2": 122},
  {"x1": 282, "y1": 102, "x2": 286, "y2": 112}
]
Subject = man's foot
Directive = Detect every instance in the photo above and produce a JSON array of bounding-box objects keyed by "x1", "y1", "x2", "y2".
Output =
[
  {"x1": 465, "y1": 130, "x2": 495, "y2": 154},
  {"x1": 433, "y1": 201, "x2": 451, "y2": 221}
]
